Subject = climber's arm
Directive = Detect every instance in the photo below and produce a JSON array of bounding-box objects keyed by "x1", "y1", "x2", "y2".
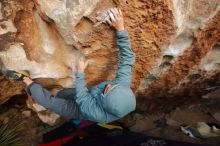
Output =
[
  {"x1": 74, "y1": 57, "x2": 117, "y2": 123},
  {"x1": 107, "y1": 8, "x2": 136, "y2": 85},
  {"x1": 113, "y1": 30, "x2": 135, "y2": 85}
]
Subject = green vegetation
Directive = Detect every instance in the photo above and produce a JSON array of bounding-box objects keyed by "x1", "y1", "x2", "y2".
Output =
[{"x1": 0, "y1": 122, "x2": 24, "y2": 146}]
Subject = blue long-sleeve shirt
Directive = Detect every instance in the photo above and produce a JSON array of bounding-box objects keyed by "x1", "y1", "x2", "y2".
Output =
[{"x1": 75, "y1": 30, "x2": 136, "y2": 123}]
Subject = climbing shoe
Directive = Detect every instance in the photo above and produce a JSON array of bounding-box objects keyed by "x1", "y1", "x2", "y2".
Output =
[{"x1": 3, "y1": 70, "x2": 30, "y2": 81}]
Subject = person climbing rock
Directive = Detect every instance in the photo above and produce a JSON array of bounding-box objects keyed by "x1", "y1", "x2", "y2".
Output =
[{"x1": 3, "y1": 8, "x2": 136, "y2": 123}]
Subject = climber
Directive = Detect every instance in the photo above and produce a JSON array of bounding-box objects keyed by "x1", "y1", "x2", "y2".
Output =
[{"x1": 3, "y1": 8, "x2": 136, "y2": 123}]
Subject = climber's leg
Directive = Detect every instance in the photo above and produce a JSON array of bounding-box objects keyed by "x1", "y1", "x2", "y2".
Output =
[
  {"x1": 3, "y1": 70, "x2": 82, "y2": 119},
  {"x1": 26, "y1": 82, "x2": 82, "y2": 119},
  {"x1": 56, "y1": 88, "x2": 76, "y2": 100}
]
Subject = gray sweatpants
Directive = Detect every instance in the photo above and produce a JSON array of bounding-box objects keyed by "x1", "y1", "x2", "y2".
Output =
[{"x1": 27, "y1": 83, "x2": 83, "y2": 119}]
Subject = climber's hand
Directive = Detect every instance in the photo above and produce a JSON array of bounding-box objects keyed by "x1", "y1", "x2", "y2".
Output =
[
  {"x1": 77, "y1": 57, "x2": 89, "y2": 73},
  {"x1": 107, "y1": 8, "x2": 124, "y2": 32},
  {"x1": 23, "y1": 76, "x2": 34, "y2": 86}
]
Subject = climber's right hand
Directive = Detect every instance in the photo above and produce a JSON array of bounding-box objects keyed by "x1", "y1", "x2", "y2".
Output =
[
  {"x1": 107, "y1": 8, "x2": 125, "y2": 32},
  {"x1": 77, "y1": 57, "x2": 89, "y2": 73}
]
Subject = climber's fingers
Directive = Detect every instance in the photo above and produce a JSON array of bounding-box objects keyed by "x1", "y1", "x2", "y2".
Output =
[
  {"x1": 108, "y1": 9, "x2": 115, "y2": 22},
  {"x1": 79, "y1": 56, "x2": 88, "y2": 64},
  {"x1": 106, "y1": 18, "x2": 113, "y2": 26},
  {"x1": 111, "y1": 8, "x2": 119, "y2": 19},
  {"x1": 79, "y1": 57, "x2": 84, "y2": 61},
  {"x1": 85, "y1": 60, "x2": 89, "y2": 67},
  {"x1": 114, "y1": 8, "x2": 120, "y2": 18},
  {"x1": 107, "y1": 7, "x2": 124, "y2": 31},
  {"x1": 110, "y1": 8, "x2": 118, "y2": 21},
  {"x1": 118, "y1": 8, "x2": 123, "y2": 17},
  {"x1": 77, "y1": 57, "x2": 89, "y2": 72}
]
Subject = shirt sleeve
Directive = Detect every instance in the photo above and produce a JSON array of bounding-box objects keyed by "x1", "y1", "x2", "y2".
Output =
[{"x1": 113, "y1": 30, "x2": 136, "y2": 86}]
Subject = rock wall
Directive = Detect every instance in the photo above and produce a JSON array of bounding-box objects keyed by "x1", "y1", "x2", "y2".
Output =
[
  {"x1": 0, "y1": 0, "x2": 219, "y2": 124},
  {"x1": 141, "y1": 0, "x2": 220, "y2": 98}
]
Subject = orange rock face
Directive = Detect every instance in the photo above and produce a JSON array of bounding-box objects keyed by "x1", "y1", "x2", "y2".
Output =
[
  {"x1": 0, "y1": 74, "x2": 23, "y2": 105},
  {"x1": 0, "y1": 0, "x2": 219, "y2": 124}
]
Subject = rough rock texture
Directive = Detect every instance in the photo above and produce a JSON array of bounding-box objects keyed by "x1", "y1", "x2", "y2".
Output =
[
  {"x1": 139, "y1": 0, "x2": 220, "y2": 98},
  {"x1": 0, "y1": 0, "x2": 220, "y2": 125},
  {"x1": 34, "y1": 0, "x2": 100, "y2": 45},
  {"x1": 0, "y1": 74, "x2": 23, "y2": 105}
]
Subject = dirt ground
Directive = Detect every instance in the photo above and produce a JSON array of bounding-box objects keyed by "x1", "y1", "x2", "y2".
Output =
[{"x1": 144, "y1": 126, "x2": 220, "y2": 146}]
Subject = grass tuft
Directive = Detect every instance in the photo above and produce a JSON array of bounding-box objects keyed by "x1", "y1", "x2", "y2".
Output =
[{"x1": 0, "y1": 121, "x2": 25, "y2": 146}]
